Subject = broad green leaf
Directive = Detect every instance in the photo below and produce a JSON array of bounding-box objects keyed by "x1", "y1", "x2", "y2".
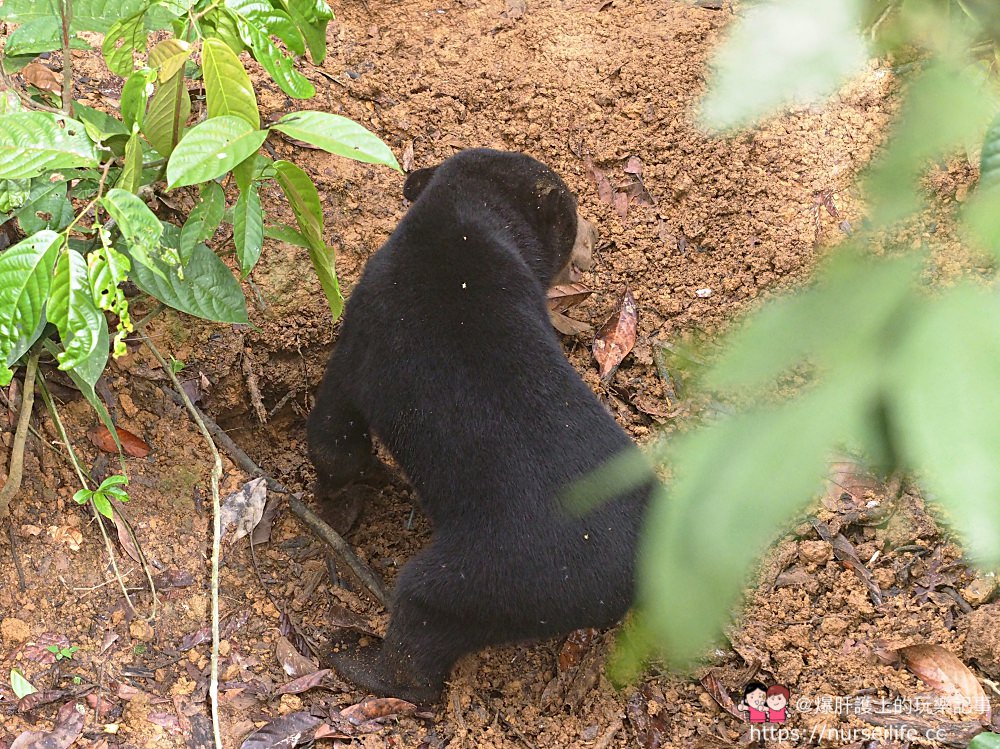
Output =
[
  {"x1": 0, "y1": 112, "x2": 99, "y2": 179},
  {"x1": 202, "y1": 38, "x2": 260, "y2": 128},
  {"x1": 202, "y1": 8, "x2": 245, "y2": 54},
  {"x1": 166, "y1": 115, "x2": 267, "y2": 188},
  {"x1": 271, "y1": 111, "x2": 401, "y2": 170},
  {"x1": 87, "y1": 240, "x2": 133, "y2": 357},
  {"x1": 15, "y1": 176, "x2": 73, "y2": 234},
  {"x1": 48, "y1": 249, "x2": 106, "y2": 374},
  {"x1": 74, "y1": 102, "x2": 130, "y2": 149},
  {"x1": 0, "y1": 91, "x2": 24, "y2": 114},
  {"x1": 9, "y1": 669, "x2": 36, "y2": 699},
  {"x1": 230, "y1": 8, "x2": 315, "y2": 98},
  {"x1": 0, "y1": 231, "x2": 61, "y2": 384},
  {"x1": 640, "y1": 374, "x2": 872, "y2": 665},
  {"x1": 121, "y1": 68, "x2": 157, "y2": 131},
  {"x1": 273, "y1": 159, "x2": 322, "y2": 246},
  {"x1": 101, "y1": 188, "x2": 165, "y2": 275},
  {"x1": 0, "y1": 0, "x2": 148, "y2": 32},
  {"x1": 706, "y1": 251, "x2": 920, "y2": 392},
  {"x1": 5, "y1": 17, "x2": 90, "y2": 57},
  {"x1": 0, "y1": 179, "x2": 31, "y2": 212},
  {"x1": 891, "y1": 288, "x2": 1000, "y2": 568},
  {"x1": 970, "y1": 734, "x2": 1000, "y2": 749},
  {"x1": 234, "y1": 182, "x2": 264, "y2": 276},
  {"x1": 179, "y1": 181, "x2": 226, "y2": 262},
  {"x1": 144, "y1": 77, "x2": 190, "y2": 159},
  {"x1": 149, "y1": 38, "x2": 192, "y2": 81},
  {"x1": 280, "y1": 0, "x2": 332, "y2": 63},
  {"x1": 131, "y1": 241, "x2": 249, "y2": 323},
  {"x1": 249, "y1": 7, "x2": 305, "y2": 55},
  {"x1": 273, "y1": 160, "x2": 343, "y2": 319},
  {"x1": 102, "y1": 14, "x2": 146, "y2": 75},
  {"x1": 865, "y1": 63, "x2": 998, "y2": 225},
  {"x1": 700, "y1": 0, "x2": 868, "y2": 130},
  {"x1": 116, "y1": 132, "x2": 145, "y2": 193},
  {"x1": 264, "y1": 222, "x2": 310, "y2": 248}
]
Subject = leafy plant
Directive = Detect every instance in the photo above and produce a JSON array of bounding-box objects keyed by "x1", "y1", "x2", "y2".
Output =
[
  {"x1": 625, "y1": 0, "x2": 1000, "y2": 674},
  {"x1": 45, "y1": 644, "x2": 79, "y2": 661},
  {"x1": 9, "y1": 668, "x2": 37, "y2": 699},
  {"x1": 0, "y1": 0, "x2": 400, "y2": 508},
  {"x1": 73, "y1": 474, "x2": 130, "y2": 520}
]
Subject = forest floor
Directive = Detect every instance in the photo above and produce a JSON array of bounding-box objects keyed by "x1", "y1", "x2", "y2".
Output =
[{"x1": 3, "y1": 1, "x2": 1000, "y2": 748}]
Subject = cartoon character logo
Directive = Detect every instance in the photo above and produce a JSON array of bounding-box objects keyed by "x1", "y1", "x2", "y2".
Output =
[{"x1": 738, "y1": 682, "x2": 791, "y2": 723}]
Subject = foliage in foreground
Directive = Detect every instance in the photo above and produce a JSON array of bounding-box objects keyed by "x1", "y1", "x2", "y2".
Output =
[
  {"x1": 0, "y1": 0, "x2": 399, "y2": 510},
  {"x1": 628, "y1": 0, "x2": 1000, "y2": 674}
]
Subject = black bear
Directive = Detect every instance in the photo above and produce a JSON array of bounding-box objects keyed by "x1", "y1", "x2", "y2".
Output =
[{"x1": 307, "y1": 148, "x2": 652, "y2": 704}]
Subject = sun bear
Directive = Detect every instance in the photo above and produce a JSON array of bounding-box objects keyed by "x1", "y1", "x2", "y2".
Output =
[{"x1": 307, "y1": 148, "x2": 652, "y2": 704}]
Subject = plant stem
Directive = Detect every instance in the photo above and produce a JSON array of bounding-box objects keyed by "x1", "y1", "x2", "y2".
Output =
[
  {"x1": 0, "y1": 352, "x2": 40, "y2": 519},
  {"x1": 141, "y1": 333, "x2": 224, "y2": 749},
  {"x1": 60, "y1": 0, "x2": 74, "y2": 116}
]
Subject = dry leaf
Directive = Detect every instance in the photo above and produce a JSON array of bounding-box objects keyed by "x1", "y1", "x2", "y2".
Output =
[
  {"x1": 276, "y1": 669, "x2": 333, "y2": 695},
  {"x1": 238, "y1": 712, "x2": 323, "y2": 749},
  {"x1": 584, "y1": 157, "x2": 614, "y2": 204},
  {"x1": 558, "y1": 628, "x2": 599, "y2": 671},
  {"x1": 401, "y1": 140, "x2": 415, "y2": 172},
  {"x1": 624, "y1": 156, "x2": 643, "y2": 175},
  {"x1": 593, "y1": 286, "x2": 638, "y2": 381},
  {"x1": 47, "y1": 526, "x2": 82, "y2": 551},
  {"x1": 898, "y1": 644, "x2": 991, "y2": 723},
  {"x1": 11, "y1": 701, "x2": 85, "y2": 749},
  {"x1": 699, "y1": 673, "x2": 745, "y2": 721},
  {"x1": 340, "y1": 697, "x2": 417, "y2": 725},
  {"x1": 549, "y1": 310, "x2": 592, "y2": 336},
  {"x1": 823, "y1": 459, "x2": 882, "y2": 510},
  {"x1": 22, "y1": 63, "x2": 62, "y2": 95},
  {"x1": 220, "y1": 477, "x2": 268, "y2": 545},
  {"x1": 87, "y1": 424, "x2": 150, "y2": 457},
  {"x1": 504, "y1": 0, "x2": 526, "y2": 18},
  {"x1": 547, "y1": 283, "x2": 593, "y2": 313},
  {"x1": 613, "y1": 191, "x2": 629, "y2": 218},
  {"x1": 811, "y1": 520, "x2": 883, "y2": 605},
  {"x1": 275, "y1": 636, "x2": 318, "y2": 678}
]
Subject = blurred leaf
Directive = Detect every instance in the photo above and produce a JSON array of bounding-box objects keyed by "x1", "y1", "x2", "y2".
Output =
[
  {"x1": 74, "y1": 102, "x2": 129, "y2": 147},
  {"x1": 15, "y1": 176, "x2": 73, "y2": 234},
  {"x1": 102, "y1": 14, "x2": 145, "y2": 76},
  {"x1": 0, "y1": 112, "x2": 99, "y2": 179},
  {"x1": 0, "y1": 0, "x2": 147, "y2": 32},
  {"x1": 0, "y1": 178, "x2": 31, "y2": 213},
  {"x1": 982, "y1": 111, "x2": 1000, "y2": 188},
  {"x1": 640, "y1": 374, "x2": 872, "y2": 665},
  {"x1": 120, "y1": 67, "x2": 156, "y2": 131},
  {"x1": 6, "y1": 17, "x2": 90, "y2": 57},
  {"x1": 271, "y1": 111, "x2": 400, "y2": 170},
  {"x1": 166, "y1": 115, "x2": 267, "y2": 188},
  {"x1": 202, "y1": 37, "x2": 260, "y2": 128},
  {"x1": 890, "y1": 287, "x2": 1000, "y2": 568},
  {"x1": 970, "y1": 734, "x2": 1000, "y2": 749},
  {"x1": 48, "y1": 249, "x2": 107, "y2": 375},
  {"x1": 10, "y1": 669, "x2": 37, "y2": 699},
  {"x1": 264, "y1": 222, "x2": 310, "y2": 248},
  {"x1": 700, "y1": 0, "x2": 868, "y2": 130},
  {"x1": 234, "y1": 181, "x2": 264, "y2": 277},
  {"x1": 116, "y1": 132, "x2": 145, "y2": 193},
  {"x1": 131, "y1": 239, "x2": 248, "y2": 324},
  {"x1": 865, "y1": 62, "x2": 998, "y2": 225},
  {"x1": 0, "y1": 230, "x2": 61, "y2": 384}
]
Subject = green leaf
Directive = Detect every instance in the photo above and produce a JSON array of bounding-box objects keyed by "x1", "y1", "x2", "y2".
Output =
[
  {"x1": 271, "y1": 111, "x2": 401, "y2": 170},
  {"x1": 891, "y1": 288, "x2": 1000, "y2": 568},
  {"x1": 970, "y1": 734, "x2": 1000, "y2": 749},
  {"x1": 640, "y1": 374, "x2": 871, "y2": 665},
  {"x1": 0, "y1": 91, "x2": 24, "y2": 115},
  {"x1": 9, "y1": 669, "x2": 36, "y2": 699},
  {"x1": 280, "y1": 0, "x2": 331, "y2": 63},
  {"x1": 179, "y1": 181, "x2": 226, "y2": 262},
  {"x1": 0, "y1": 112, "x2": 99, "y2": 179},
  {"x1": 120, "y1": 68, "x2": 157, "y2": 131},
  {"x1": 87, "y1": 240, "x2": 133, "y2": 357},
  {"x1": 74, "y1": 102, "x2": 130, "y2": 145},
  {"x1": 228, "y1": 3, "x2": 315, "y2": 99},
  {"x1": 234, "y1": 181, "x2": 263, "y2": 276},
  {"x1": 15, "y1": 176, "x2": 73, "y2": 235},
  {"x1": 166, "y1": 115, "x2": 267, "y2": 188},
  {"x1": 149, "y1": 37, "x2": 192, "y2": 81},
  {"x1": 0, "y1": 179, "x2": 31, "y2": 213},
  {"x1": 264, "y1": 222, "x2": 310, "y2": 248},
  {"x1": 101, "y1": 188, "x2": 165, "y2": 275},
  {"x1": 6, "y1": 17, "x2": 90, "y2": 57},
  {"x1": 980, "y1": 111, "x2": 1000, "y2": 189},
  {"x1": 0, "y1": 0, "x2": 148, "y2": 32},
  {"x1": 201, "y1": 8, "x2": 245, "y2": 54},
  {"x1": 865, "y1": 63, "x2": 998, "y2": 225},
  {"x1": 0, "y1": 230, "x2": 61, "y2": 384},
  {"x1": 202, "y1": 38, "x2": 260, "y2": 128},
  {"x1": 116, "y1": 132, "x2": 145, "y2": 193},
  {"x1": 700, "y1": 0, "x2": 868, "y2": 130},
  {"x1": 102, "y1": 14, "x2": 146, "y2": 76},
  {"x1": 131, "y1": 240, "x2": 249, "y2": 323},
  {"x1": 48, "y1": 249, "x2": 107, "y2": 375}
]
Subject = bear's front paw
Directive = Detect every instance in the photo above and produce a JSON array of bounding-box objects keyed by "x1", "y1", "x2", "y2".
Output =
[{"x1": 325, "y1": 633, "x2": 442, "y2": 706}]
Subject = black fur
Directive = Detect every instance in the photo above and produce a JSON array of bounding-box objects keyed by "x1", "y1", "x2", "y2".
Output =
[{"x1": 307, "y1": 149, "x2": 651, "y2": 704}]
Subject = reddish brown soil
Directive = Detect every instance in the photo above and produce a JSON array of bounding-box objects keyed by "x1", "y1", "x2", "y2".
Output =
[{"x1": 2, "y1": 1, "x2": 997, "y2": 748}]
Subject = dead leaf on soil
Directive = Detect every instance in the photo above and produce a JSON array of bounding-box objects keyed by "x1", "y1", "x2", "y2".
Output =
[
  {"x1": 108, "y1": 497, "x2": 141, "y2": 562},
  {"x1": 239, "y1": 711, "x2": 323, "y2": 749},
  {"x1": 46, "y1": 525, "x2": 82, "y2": 551},
  {"x1": 613, "y1": 190, "x2": 629, "y2": 218},
  {"x1": 547, "y1": 283, "x2": 593, "y2": 313},
  {"x1": 699, "y1": 673, "x2": 745, "y2": 721},
  {"x1": 250, "y1": 491, "x2": 283, "y2": 545},
  {"x1": 10, "y1": 701, "x2": 85, "y2": 749},
  {"x1": 22, "y1": 63, "x2": 62, "y2": 95},
  {"x1": 823, "y1": 459, "x2": 882, "y2": 511},
  {"x1": 898, "y1": 644, "x2": 991, "y2": 723},
  {"x1": 276, "y1": 669, "x2": 334, "y2": 695},
  {"x1": 812, "y1": 519, "x2": 883, "y2": 606},
  {"x1": 275, "y1": 635, "x2": 318, "y2": 678},
  {"x1": 549, "y1": 310, "x2": 592, "y2": 336},
  {"x1": 626, "y1": 683, "x2": 669, "y2": 749},
  {"x1": 401, "y1": 140, "x2": 415, "y2": 172},
  {"x1": 328, "y1": 600, "x2": 379, "y2": 636},
  {"x1": 17, "y1": 690, "x2": 68, "y2": 712},
  {"x1": 857, "y1": 713, "x2": 984, "y2": 747},
  {"x1": 220, "y1": 477, "x2": 268, "y2": 545},
  {"x1": 87, "y1": 424, "x2": 150, "y2": 457},
  {"x1": 584, "y1": 157, "x2": 614, "y2": 205},
  {"x1": 22, "y1": 633, "x2": 71, "y2": 664},
  {"x1": 624, "y1": 156, "x2": 643, "y2": 175},
  {"x1": 503, "y1": 0, "x2": 526, "y2": 19},
  {"x1": 558, "y1": 628, "x2": 599, "y2": 671},
  {"x1": 340, "y1": 696, "x2": 417, "y2": 725},
  {"x1": 593, "y1": 286, "x2": 638, "y2": 381}
]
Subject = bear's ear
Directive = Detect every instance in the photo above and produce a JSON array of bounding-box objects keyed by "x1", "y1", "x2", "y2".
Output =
[{"x1": 403, "y1": 167, "x2": 438, "y2": 201}]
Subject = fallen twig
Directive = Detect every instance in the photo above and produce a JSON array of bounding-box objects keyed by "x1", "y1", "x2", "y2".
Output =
[{"x1": 0, "y1": 352, "x2": 39, "y2": 518}]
